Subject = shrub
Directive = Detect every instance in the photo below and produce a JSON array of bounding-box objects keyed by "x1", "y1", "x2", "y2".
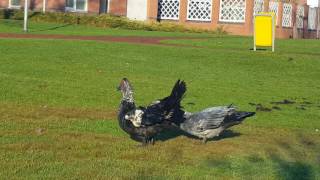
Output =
[{"x1": 0, "y1": 9, "x2": 227, "y2": 34}]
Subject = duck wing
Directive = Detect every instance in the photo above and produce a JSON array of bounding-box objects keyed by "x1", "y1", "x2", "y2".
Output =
[
  {"x1": 186, "y1": 106, "x2": 236, "y2": 132},
  {"x1": 141, "y1": 80, "x2": 186, "y2": 126}
]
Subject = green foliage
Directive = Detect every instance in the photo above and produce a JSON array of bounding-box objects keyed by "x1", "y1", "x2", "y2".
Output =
[{"x1": 0, "y1": 9, "x2": 226, "y2": 34}]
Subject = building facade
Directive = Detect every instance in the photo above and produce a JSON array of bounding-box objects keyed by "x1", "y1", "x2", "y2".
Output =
[
  {"x1": 0, "y1": 0, "x2": 127, "y2": 15},
  {"x1": 0, "y1": 0, "x2": 318, "y2": 38}
]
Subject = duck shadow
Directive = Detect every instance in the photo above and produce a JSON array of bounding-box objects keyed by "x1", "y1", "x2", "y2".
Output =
[
  {"x1": 156, "y1": 128, "x2": 241, "y2": 142},
  {"x1": 155, "y1": 127, "x2": 185, "y2": 141},
  {"x1": 211, "y1": 130, "x2": 241, "y2": 141}
]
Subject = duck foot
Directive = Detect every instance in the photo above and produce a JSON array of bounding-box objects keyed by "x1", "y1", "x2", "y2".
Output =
[{"x1": 148, "y1": 138, "x2": 155, "y2": 145}]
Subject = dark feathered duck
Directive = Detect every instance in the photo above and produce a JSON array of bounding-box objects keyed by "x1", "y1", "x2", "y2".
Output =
[{"x1": 117, "y1": 78, "x2": 186, "y2": 145}]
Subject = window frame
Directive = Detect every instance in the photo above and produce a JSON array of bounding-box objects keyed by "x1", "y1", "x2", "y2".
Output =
[
  {"x1": 218, "y1": 0, "x2": 247, "y2": 23},
  {"x1": 186, "y1": 0, "x2": 213, "y2": 22},
  {"x1": 8, "y1": 0, "x2": 21, "y2": 9},
  {"x1": 65, "y1": 0, "x2": 88, "y2": 12},
  {"x1": 157, "y1": 0, "x2": 181, "y2": 20}
]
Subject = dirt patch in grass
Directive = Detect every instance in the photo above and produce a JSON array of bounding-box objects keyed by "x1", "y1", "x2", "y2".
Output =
[
  {"x1": 0, "y1": 33, "x2": 199, "y2": 47},
  {"x1": 0, "y1": 103, "x2": 116, "y2": 120}
]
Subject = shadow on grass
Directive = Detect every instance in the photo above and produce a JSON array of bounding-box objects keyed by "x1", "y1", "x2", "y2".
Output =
[
  {"x1": 270, "y1": 154, "x2": 314, "y2": 180},
  {"x1": 28, "y1": 24, "x2": 72, "y2": 33},
  {"x1": 249, "y1": 48, "x2": 268, "y2": 51},
  {"x1": 156, "y1": 128, "x2": 241, "y2": 142},
  {"x1": 269, "y1": 140, "x2": 317, "y2": 180}
]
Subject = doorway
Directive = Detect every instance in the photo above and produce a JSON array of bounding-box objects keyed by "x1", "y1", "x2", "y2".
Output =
[
  {"x1": 99, "y1": 0, "x2": 108, "y2": 14},
  {"x1": 127, "y1": 0, "x2": 147, "y2": 21}
]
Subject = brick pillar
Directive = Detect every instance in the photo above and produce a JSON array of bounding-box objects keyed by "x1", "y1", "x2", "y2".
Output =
[
  {"x1": 147, "y1": 0, "x2": 158, "y2": 21},
  {"x1": 278, "y1": 1, "x2": 283, "y2": 27},
  {"x1": 292, "y1": 3, "x2": 298, "y2": 38},
  {"x1": 179, "y1": 0, "x2": 188, "y2": 23},
  {"x1": 245, "y1": 0, "x2": 255, "y2": 35},
  {"x1": 264, "y1": 0, "x2": 269, "y2": 12},
  {"x1": 303, "y1": 4, "x2": 308, "y2": 38},
  {"x1": 88, "y1": 0, "x2": 100, "y2": 13},
  {"x1": 109, "y1": 0, "x2": 127, "y2": 16},
  {"x1": 212, "y1": 0, "x2": 221, "y2": 27}
]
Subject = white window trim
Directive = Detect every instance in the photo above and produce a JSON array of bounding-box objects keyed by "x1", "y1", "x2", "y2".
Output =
[
  {"x1": 65, "y1": 0, "x2": 88, "y2": 12},
  {"x1": 218, "y1": 0, "x2": 247, "y2": 23},
  {"x1": 8, "y1": 0, "x2": 21, "y2": 9},
  {"x1": 186, "y1": 0, "x2": 213, "y2": 22}
]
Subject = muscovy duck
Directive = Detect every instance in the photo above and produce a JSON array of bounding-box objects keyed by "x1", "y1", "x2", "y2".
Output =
[
  {"x1": 179, "y1": 105, "x2": 255, "y2": 143},
  {"x1": 125, "y1": 83, "x2": 255, "y2": 144},
  {"x1": 117, "y1": 78, "x2": 186, "y2": 145}
]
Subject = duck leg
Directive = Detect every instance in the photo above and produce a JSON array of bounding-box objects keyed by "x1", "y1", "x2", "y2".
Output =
[
  {"x1": 141, "y1": 137, "x2": 148, "y2": 146},
  {"x1": 149, "y1": 137, "x2": 155, "y2": 145},
  {"x1": 202, "y1": 137, "x2": 207, "y2": 144}
]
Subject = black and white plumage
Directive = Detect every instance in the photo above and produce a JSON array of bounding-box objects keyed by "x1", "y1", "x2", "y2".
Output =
[
  {"x1": 117, "y1": 78, "x2": 186, "y2": 145},
  {"x1": 125, "y1": 80, "x2": 255, "y2": 143},
  {"x1": 180, "y1": 105, "x2": 255, "y2": 143}
]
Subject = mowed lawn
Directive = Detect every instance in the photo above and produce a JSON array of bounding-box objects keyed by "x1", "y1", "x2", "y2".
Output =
[{"x1": 0, "y1": 21, "x2": 320, "y2": 179}]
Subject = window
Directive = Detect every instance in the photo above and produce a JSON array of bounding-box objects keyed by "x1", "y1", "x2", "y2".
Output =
[
  {"x1": 296, "y1": 5, "x2": 304, "y2": 29},
  {"x1": 219, "y1": 0, "x2": 246, "y2": 23},
  {"x1": 308, "y1": 7, "x2": 317, "y2": 30},
  {"x1": 158, "y1": 0, "x2": 180, "y2": 20},
  {"x1": 253, "y1": 0, "x2": 264, "y2": 15},
  {"x1": 9, "y1": 0, "x2": 21, "y2": 8},
  {"x1": 187, "y1": 0, "x2": 212, "y2": 21},
  {"x1": 268, "y1": 1, "x2": 278, "y2": 25},
  {"x1": 282, "y1": 3, "x2": 292, "y2": 27},
  {"x1": 66, "y1": 0, "x2": 87, "y2": 12}
]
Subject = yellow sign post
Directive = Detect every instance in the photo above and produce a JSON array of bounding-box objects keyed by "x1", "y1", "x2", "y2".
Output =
[{"x1": 254, "y1": 13, "x2": 275, "y2": 52}]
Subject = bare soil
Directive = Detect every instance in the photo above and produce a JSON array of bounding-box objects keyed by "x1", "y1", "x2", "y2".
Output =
[{"x1": 0, "y1": 33, "x2": 196, "y2": 46}]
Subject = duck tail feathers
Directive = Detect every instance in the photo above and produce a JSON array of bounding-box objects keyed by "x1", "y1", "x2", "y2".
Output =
[
  {"x1": 236, "y1": 111, "x2": 255, "y2": 121},
  {"x1": 166, "y1": 79, "x2": 187, "y2": 107}
]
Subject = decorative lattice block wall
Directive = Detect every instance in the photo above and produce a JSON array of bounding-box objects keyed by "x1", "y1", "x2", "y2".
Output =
[
  {"x1": 219, "y1": 0, "x2": 246, "y2": 23},
  {"x1": 187, "y1": 0, "x2": 212, "y2": 21},
  {"x1": 268, "y1": 1, "x2": 278, "y2": 25},
  {"x1": 308, "y1": 7, "x2": 317, "y2": 30},
  {"x1": 253, "y1": 0, "x2": 264, "y2": 15},
  {"x1": 296, "y1": 5, "x2": 304, "y2": 29},
  {"x1": 282, "y1": 3, "x2": 292, "y2": 27},
  {"x1": 158, "y1": 0, "x2": 180, "y2": 20}
]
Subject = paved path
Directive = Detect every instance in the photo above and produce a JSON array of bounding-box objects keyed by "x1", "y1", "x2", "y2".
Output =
[{"x1": 0, "y1": 33, "x2": 197, "y2": 46}]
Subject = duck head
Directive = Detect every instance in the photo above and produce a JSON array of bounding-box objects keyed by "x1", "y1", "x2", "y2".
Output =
[{"x1": 117, "y1": 78, "x2": 134, "y2": 103}]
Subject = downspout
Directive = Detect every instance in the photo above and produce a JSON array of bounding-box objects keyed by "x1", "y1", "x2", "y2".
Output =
[
  {"x1": 24, "y1": 0, "x2": 28, "y2": 32},
  {"x1": 107, "y1": 0, "x2": 111, "y2": 13}
]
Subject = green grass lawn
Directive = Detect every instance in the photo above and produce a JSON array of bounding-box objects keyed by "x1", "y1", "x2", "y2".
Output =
[{"x1": 0, "y1": 21, "x2": 320, "y2": 179}]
